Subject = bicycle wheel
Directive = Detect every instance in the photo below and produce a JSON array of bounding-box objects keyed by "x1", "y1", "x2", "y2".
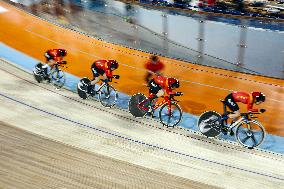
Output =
[
  {"x1": 197, "y1": 111, "x2": 222, "y2": 137},
  {"x1": 50, "y1": 69, "x2": 66, "y2": 88},
  {"x1": 33, "y1": 71, "x2": 43, "y2": 83},
  {"x1": 77, "y1": 78, "x2": 92, "y2": 99},
  {"x1": 236, "y1": 120, "x2": 266, "y2": 148},
  {"x1": 159, "y1": 102, "x2": 182, "y2": 127},
  {"x1": 98, "y1": 84, "x2": 118, "y2": 107},
  {"x1": 128, "y1": 93, "x2": 148, "y2": 117},
  {"x1": 77, "y1": 83, "x2": 88, "y2": 99},
  {"x1": 33, "y1": 64, "x2": 44, "y2": 83}
]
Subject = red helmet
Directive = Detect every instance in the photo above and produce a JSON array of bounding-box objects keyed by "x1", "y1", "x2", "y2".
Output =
[
  {"x1": 108, "y1": 60, "x2": 119, "y2": 70},
  {"x1": 252, "y1": 92, "x2": 265, "y2": 103},
  {"x1": 58, "y1": 49, "x2": 67, "y2": 57},
  {"x1": 168, "y1": 77, "x2": 179, "y2": 88}
]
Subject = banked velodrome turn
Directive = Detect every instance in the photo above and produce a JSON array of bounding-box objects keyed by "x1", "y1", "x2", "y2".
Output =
[{"x1": 0, "y1": 59, "x2": 283, "y2": 188}]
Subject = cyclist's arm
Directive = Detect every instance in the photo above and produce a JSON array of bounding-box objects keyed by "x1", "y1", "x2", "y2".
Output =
[
  {"x1": 105, "y1": 69, "x2": 113, "y2": 78},
  {"x1": 54, "y1": 56, "x2": 63, "y2": 63},
  {"x1": 247, "y1": 103, "x2": 258, "y2": 112},
  {"x1": 47, "y1": 61, "x2": 56, "y2": 67},
  {"x1": 165, "y1": 87, "x2": 175, "y2": 95},
  {"x1": 102, "y1": 73, "x2": 108, "y2": 80}
]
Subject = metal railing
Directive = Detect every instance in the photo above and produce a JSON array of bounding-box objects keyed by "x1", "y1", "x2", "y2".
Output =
[{"x1": 6, "y1": 0, "x2": 284, "y2": 79}]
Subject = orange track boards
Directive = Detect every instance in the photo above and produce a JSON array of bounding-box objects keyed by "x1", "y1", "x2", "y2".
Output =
[{"x1": 0, "y1": 1, "x2": 283, "y2": 136}]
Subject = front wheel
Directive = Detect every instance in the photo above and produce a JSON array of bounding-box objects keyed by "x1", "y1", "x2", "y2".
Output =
[
  {"x1": 159, "y1": 102, "x2": 182, "y2": 127},
  {"x1": 50, "y1": 69, "x2": 66, "y2": 88},
  {"x1": 236, "y1": 120, "x2": 266, "y2": 148},
  {"x1": 98, "y1": 84, "x2": 118, "y2": 108}
]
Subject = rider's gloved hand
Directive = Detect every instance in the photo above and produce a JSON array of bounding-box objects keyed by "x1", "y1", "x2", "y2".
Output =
[
  {"x1": 175, "y1": 92, "x2": 183, "y2": 96},
  {"x1": 260, "y1": 109, "x2": 266, "y2": 113},
  {"x1": 113, "y1": 75, "x2": 120, "y2": 79},
  {"x1": 107, "y1": 77, "x2": 112, "y2": 82}
]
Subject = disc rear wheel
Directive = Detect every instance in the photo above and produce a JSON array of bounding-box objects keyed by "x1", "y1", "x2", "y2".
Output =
[
  {"x1": 128, "y1": 93, "x2": 148, "y2": 117},
  {"x1": 197, "y1": 111, "x2": 222, "y2": 137}
]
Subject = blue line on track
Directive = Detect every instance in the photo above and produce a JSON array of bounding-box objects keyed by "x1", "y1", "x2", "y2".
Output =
[
  {"x1": 0, "y1": 92, "x2": 283, "y2": 181},
  {"x1": 1, "y1": 42, "x2": 284, "y2": 154}
]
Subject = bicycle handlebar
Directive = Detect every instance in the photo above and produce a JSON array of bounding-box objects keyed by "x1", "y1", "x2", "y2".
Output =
[
  {"x1": 100, "y1": 75, "x2": 120, "y2": 83},
  {"x1": 57, "y1": 61, "x2": 67, "y2": 65},
  {"x1": 170, "y1": 92, "x2": 182, "y2": 97},
  {"x1": 241, "y1": 112, "x2": 261, "y2": 116},
  {"x1": 169, "y1": 92, "x2": 182, "y2": 102},
  {"x1": 240, "y1": 112, "x2": 263, "y2": 119}
]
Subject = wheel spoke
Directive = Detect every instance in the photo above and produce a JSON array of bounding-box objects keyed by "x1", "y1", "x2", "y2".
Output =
[
  {"x1": 251, "y1": 134, "x2": 257, "y2": 146},
  {"x1": 167, "y1": 111, "x2": 171, "y2": 123},
  {"x1": 236, "y1": 121, "x2": 265, "y2": 148},
  {"x1": 99, "y1": 85, "x2": 117, "y2": 107},
  {"x1": 241, "y1": 130, "x2": 247, "y2": 135},
  {"x1": 159, "y1": 103, "x2": 181, "y2": 127},
  {"x1": 241, "y1": 136, "x2": 250, "y2": 144}
]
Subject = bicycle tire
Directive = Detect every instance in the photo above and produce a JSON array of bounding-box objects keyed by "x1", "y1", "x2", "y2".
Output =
[
  {"x1": 197, "y1": 111, "x2": 222, "y2": 138},
  {"x1": 33, "y1": 72, "x2": 43, "y2": 83},
  {"x1": 128, "y1": 93, "x2": 148, "y2": 118},
  {"x1": 236, "y1": 120, "x2": 266, "y2": 148},
  {"x1": 159, "y1": 102, "x2": 182, "y2": 127},
  {"x1": 98, "y1": 84, "x2": 118, "y2": 108}
]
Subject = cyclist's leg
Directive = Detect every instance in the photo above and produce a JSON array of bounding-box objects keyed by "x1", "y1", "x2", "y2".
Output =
[
  {"x1": 147, "y1": 80, "x2": 162, "y2": 115},
  {"x1": 90, "y1": 65, "x2": 101, "y2": 92},
  {"x1": 223, "y1": 94, "x2": 240, "y2": 134},
  {"x1": 42, "y1": 63, "x2": 51, "y2": 81},
  {"x1": 224, "y1": 93, "x2": 240, "y2": 119},
  {"x1": 148, "y1": 79, "x2": 162, "y2": 104}
]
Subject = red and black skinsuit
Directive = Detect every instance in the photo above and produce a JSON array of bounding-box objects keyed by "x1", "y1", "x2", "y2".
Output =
[{"x1": 224, "y1": 91, "x2": 260, "y2": 112}]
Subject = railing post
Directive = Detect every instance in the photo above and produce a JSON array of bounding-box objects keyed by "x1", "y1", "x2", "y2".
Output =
[
  {"x1": 197, "y1": 19, "x2": 205, "y2": 63},
  {"x1": 162, "y1": 13, "x2": 168, "y2": 55},
  {"x1": 236, "y1": 20, "x2": 248, "y2": 67}
]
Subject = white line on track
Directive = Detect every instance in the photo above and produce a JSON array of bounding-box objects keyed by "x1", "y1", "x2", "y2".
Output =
[{"x1": 24, "y1": 28, "x2": 284, "y2": 103}]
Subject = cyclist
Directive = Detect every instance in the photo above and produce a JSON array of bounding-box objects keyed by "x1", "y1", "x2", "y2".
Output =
[
  {"x1": 146, "y1": 75, "x2": 182, "y2": 115},
  {"x1": 89, "y1": 59, "x2": 120, "y2": 94},
  {"x1": 222, "y1": 91, "x2": 266, "y2": 133},
  {"x1": 144, "y1": 55, "x2": 165, "y2": 83},
  {"x1": 41, "y1": 49, "x2": 67, "y2": 80}
]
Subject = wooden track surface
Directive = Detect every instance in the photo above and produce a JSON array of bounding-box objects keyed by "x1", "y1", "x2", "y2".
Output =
[
  {"x1": 0, "y1": 59, "x2": 283, "y2": 188},
  {"x1": 0, "y1": 1, "x2": 283, "y2": 136},
  {"x1": 0, "y1": 121, "x2": 215, "y2": 189}
]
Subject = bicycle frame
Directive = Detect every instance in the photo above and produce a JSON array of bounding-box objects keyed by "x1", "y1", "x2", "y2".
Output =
[
  {"x1": 49, "y1": 63, "x2": 65, "y2": 76},
  {"x1": 138, "y1": 95, "x2": 172, "y2": 112},
  {"x1": 226, "y1": 116, "x2": 246, "y2": 131},
  {"x1": 96, "y1": 81, "x2": 107, "y2": 92},
  {"x1": 221, "y1": 101, "x2": 257, "y2": 132}
]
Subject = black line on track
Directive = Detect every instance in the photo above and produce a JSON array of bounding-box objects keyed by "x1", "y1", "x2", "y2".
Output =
[{"x1": 0, "y1": 62, "x2": 283, "y2": 162}]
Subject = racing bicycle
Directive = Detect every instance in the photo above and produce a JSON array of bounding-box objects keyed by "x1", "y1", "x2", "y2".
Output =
[
  {"x1": 128, "y1": 93, "x2": 183, "y2": 127},
  {"x1": 197, "y1": 100, "x2": 266, "y2": 148},
  {"x1": 33, "y1": 61, "x2": 67, "y2": 89},
  {"x1": 77, "y1": 76, "x2": 119, "y2": 108}
]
